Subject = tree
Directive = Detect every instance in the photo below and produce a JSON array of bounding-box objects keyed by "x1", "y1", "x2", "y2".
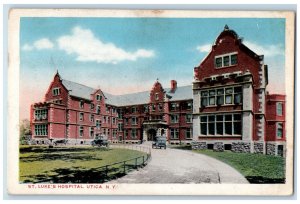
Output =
[{"x1": 20, "y1": 119, "x2": 31, "y2": 144}]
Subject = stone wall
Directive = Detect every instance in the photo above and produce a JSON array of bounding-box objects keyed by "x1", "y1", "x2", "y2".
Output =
[
  {"x1": 213, "y1": 142, "x2": 224, "y2": 152},
  {"x1": 254, "y1": 142, "x2": 264, "y2": 154},
  {"x1": 232, "y1": 142, "x2": 251, "y2": 153},
  {"x1": 266, "y1": 143, "x2": 276, "y2": 155},
  {"x1": 191, "y1": 141, "x2": 207, "y2": 150}
]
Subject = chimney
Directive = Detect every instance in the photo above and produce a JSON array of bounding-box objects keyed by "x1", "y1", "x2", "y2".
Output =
[{"x1": 170, "y1": 80, "x2": 177, "y2": 92}]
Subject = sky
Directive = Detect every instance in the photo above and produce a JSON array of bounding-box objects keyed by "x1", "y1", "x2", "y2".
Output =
[{"x1": 20, "y1": 17, "x2": 286, "y2": 120}]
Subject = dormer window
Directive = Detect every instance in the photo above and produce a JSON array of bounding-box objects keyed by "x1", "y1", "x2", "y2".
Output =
[
  {"x1": 215, "y1": 52, "x2": 238, "y2": 68},
  {"x1": 52, "y1": 87, "x2": 60, "y2": 96},
  {"x1": 96, "y1": 94, "x2": 102, "y2": 101},
  {"x1": 79, "y1": 100, "x2": 84, "y2": 109}
]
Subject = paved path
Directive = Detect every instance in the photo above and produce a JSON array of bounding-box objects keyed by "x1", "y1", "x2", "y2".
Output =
[{"x1": 108, "y1": 143, "x2": 249, "y2": 184}]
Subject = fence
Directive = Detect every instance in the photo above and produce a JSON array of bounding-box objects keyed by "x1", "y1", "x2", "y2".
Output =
[{"x1": 93, "y1": 144, "x2": 151, "y2": 183}]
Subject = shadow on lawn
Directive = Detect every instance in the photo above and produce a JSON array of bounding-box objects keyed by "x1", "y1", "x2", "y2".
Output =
[
  {"x1": 20, "y1": 153, "x2": 103, "y2": 163},
  {"x1": 21, "y1": 164, "x2": 140, "y2": 183},
  {"x1": 20, "y1": 146, "x2": 112, "y2": 154}
]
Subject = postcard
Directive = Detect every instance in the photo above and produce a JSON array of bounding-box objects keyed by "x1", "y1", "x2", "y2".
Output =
[{"x1": 7, "y1": 9, "x2": 295, "y2": 195}]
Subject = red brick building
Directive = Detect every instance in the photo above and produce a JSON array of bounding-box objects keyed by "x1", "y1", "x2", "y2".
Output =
[
  {"x1": 30, "y1": 25, "x2": 285, "y2": 156},
  {"x1": 31, "y1": 73, "x2": 193, "y2": 145},
  {"x1": 192, "y1": 25, "x2": 286, "y2": 156}
]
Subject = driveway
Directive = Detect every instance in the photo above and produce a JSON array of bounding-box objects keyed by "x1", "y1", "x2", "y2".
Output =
[{"x1": 109, "y1": 143, "x2": 249, "y2": 184}]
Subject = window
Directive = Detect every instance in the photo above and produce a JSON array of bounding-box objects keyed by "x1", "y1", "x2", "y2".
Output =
[
  {"x1": 107, "y1": 128, "x2": 110, "y2": 136},
  {"x1": 201, "y1": 86, "x2": 242, "y2": 107},
  {"x1": 225, "y1": 88, "x2": 233, "y2": 104},
  {"x1": 118, "y1": 123, "x2": 123, "y2": 132},
  {"x1": 106, "y1": 106, "x2": 110, "y2": 113},
  {"x1": 107, "y1": 116, "x2": 110, "y2": 124},
  {"x1": 155, "y1": 93, "x2": 159, "y2": 100},
  {"x1": 200, "y1": 114, "x2": 242, "y2": 136},
  {"x1": 79, "y1": 112, "x2": 84, "y2": 121},
  {"x1": 187, "y1": 102, "x2": 192, "y2": 110},
  {"x1": 231, "y1": 54, "x2": 237, "y2": 65},
  {"x1": 158, "y1": 103, "x2": 163, "y2": 111},
  {"x1": 144, "y1": 105, "x2": 149, "y2": 113},
  {"x1": 112, "y1": 117, "x2": 116, "y2": 125},
  {"x1": 216, "y1": 89, "x2": 224, "y2": 105},
  {"x1": 276, "y1": 122, "x2": 283, "y2": 138},
  {"x1": 96, "y1": 105, "x2": 101, "y2": 114},
  {"x1": 234, "y1": 87, "x2": 242, "y2": 104},
  {"x1": 34, "y1": 109, "x2": 48, "y2": 120},
  {"x1": 89, "y1": 127, "x2": 94, "y2": 138},
  {"x1": 96, "y1": 120, "x2": 101, "y2": 129},
  {"x1": 79, "y1": 101, "x2": 84, "y2": 109},
  {"x1": 152, "y1": 104, "x2": 156, "y2": 112},
  {"x1": 125, "y1": 118, "x2": 129, "y2": 125},
  {"x1": 215, "y1": 53, "x2": 238, "y2": 68},
  {"x1": 276, "y1": 102, "x2": 283, "y2": 116},
  {"x1": 52, "y1": 87, "x2": 60, "y2": 96},
  {"x1": 223, "y1": 56, "x2": 230, "y2": 66},
  {"x1": 131, "y1": 107, "x2": 137, "y2": 113},
  {"x1": 131, "y1": 117, "x2": 138, "y2": 125},
  {"x1": 131, "y1": 129, "x2": 137, "y2": 138},
  {"x1": 209, "y1": 90, "x2": 216, "y2": 105},
  {"x1": 96, "y1": 94, "x2": 102, "y2": 101},
  {"x1": 113, "y1": 129, "x2": 117, "y2": 138},
  {"x1": 170, "y1": 103, "x2": 178, "y2": 111},
  {"x1": 186, "y1": 114, "x2": 192, "y2": 123},
  {"x1": 34, "y1": 124, "x2": 48, "y2": 136},
  {"x1": 79, "y1": 126, "x2": 84, "y2": 137},
  {"x1": 170, "y1": 114, "x2": 179, "y2": 123},
  {"x1": 125, "y1": 130, "x2": 129, "y2": 138},
  {"x1": 215, "y1": 57, "x2": 222, "y2": 68},
  {"x1": 90, "y1": 114, "x2": 94, "y2": 122},
  {"x1": 90, "y1": 103, "x2": 94, "y2": 110},
  {"x1": 117, "y1": 109, "x2": 123, "y2": 119},
  {"x1": 185, "y1": 128, "x2": 192, "y2": 139},
  {"x1": 201, "y1": 91, "x2": 208, "y2": 107},
  {"x1": 170, "y1": 128, "x2": 179, "y2": 139}
]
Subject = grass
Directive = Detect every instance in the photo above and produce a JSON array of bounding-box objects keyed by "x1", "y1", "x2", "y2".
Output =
[
  {"x1": 19, "y1": 145, "x2": 147, "y2": 183},
  {"x1": 193, "y1": 149, "x2": 285, "y2": 183}
]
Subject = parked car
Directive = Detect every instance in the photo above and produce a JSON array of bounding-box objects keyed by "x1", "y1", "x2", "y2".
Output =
[
  {"x1": 91, "y1": 137, "x2": 109, "y2": 147},
  {"x1": 152, "y1": 136, "x2": 167, "y2": 149}
]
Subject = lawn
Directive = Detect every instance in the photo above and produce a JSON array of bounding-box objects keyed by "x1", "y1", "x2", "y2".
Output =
[
  {"x1": 193, "y1": 149, "x2": 285, "y2": 183},
  {"x1": 19, "y1": 145, "x2": 147, "y2": 183}
]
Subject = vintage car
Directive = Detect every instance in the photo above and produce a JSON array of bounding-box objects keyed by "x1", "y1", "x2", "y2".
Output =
[
  {"x1": 91, "y1": 137, "x2": 109, "y2": 147},
  {"x1": 152, "y1": 136, "x2": 167, "y2": 149}
]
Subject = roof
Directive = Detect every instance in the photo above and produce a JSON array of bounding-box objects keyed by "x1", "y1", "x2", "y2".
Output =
[
  {"x1": 165, "y1": 85, "x2": 193, "y2": 102},
  {"x1": 61, "y1": 78, "x2": 192, "y2": 106},
  {"x1": 62, "y1": 79, "x2": 96, "y2": 100}
]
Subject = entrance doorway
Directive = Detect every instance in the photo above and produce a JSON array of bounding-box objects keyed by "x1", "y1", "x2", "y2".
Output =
[{"x1": 147, "y1": 129, "x2": 156, "y2": 141}]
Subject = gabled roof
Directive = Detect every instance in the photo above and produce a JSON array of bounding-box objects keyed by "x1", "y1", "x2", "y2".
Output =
[{"x1": 61, "y1": 78, "x2": 192, "y2": 106}]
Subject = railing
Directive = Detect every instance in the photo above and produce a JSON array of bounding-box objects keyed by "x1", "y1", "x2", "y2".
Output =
[{"x1": 94, "y1": 144, "x2": 151, "y2": 183}]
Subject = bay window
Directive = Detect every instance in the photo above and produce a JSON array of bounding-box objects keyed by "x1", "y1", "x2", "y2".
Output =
[{"x1": 200, "y1": 86, "x2": 242, "y2": 107}]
